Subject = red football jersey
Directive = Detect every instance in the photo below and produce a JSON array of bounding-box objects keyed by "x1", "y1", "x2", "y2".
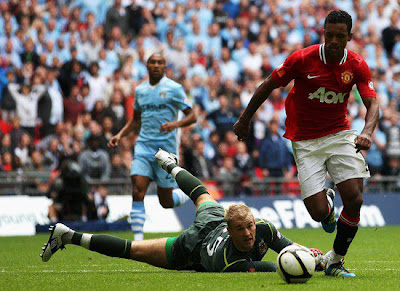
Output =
[{"x1": 271, "y1": 44, "x2": 376, "y2": 141}]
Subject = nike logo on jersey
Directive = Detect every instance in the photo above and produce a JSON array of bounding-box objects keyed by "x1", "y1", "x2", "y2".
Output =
[{"x1": 307, "y1": 74, "x2": 320, "y2": 79}]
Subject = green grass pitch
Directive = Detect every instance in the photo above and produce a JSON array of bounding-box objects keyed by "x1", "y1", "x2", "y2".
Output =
[{"x1": 0, "y1": 226, "x2": 399, "y2": 290}]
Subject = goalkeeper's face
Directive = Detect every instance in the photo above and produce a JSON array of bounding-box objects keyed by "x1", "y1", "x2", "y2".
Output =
[{"x1": 228, "y1": 214, "x2": 256, "y2": 252}]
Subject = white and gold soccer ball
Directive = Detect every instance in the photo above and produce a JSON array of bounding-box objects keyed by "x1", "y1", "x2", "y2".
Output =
[{"x1": 276, "y1": 244, "x2": 316, "y2": 284}]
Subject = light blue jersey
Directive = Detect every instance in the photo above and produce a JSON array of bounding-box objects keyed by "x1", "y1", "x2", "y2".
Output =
[{"x1": 133, "y1": 76, "x2": 191, "y2": 157}]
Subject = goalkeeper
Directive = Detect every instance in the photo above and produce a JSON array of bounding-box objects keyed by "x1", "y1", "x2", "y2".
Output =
[{"x1": 41, "y1": 149, "x2": 323, "y2": 272}]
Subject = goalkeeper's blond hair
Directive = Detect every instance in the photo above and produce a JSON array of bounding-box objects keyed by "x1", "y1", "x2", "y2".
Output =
[{"x1": 225, "y1": 204, "x2": 254, "y2": 227}]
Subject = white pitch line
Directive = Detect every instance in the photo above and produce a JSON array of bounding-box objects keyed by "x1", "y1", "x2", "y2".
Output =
[
  {"x1": 0, "y1": 264, "x2": 131, "y2": 269},
  {"x1": 350, "y1": 268, "x2": 399, "y2": 271},
  {"x1": 0, "y1": 269, "x2": 169, "y2": 274},
  {"x1": 0, "y1": 268, "x2": 399, "y2": 274},
  {"x1": 361, "y1": 261, "x2": 400, "y2": 263}
]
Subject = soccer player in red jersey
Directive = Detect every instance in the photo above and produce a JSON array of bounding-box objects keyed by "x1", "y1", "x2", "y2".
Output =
[{"x1": 234, "y1": 10, "x2": 379, "y2": 277}]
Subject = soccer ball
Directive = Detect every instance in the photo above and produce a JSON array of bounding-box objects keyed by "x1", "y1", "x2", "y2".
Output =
[{"x1": 276, "y1": 244, "x2": 316, "y2": 284}]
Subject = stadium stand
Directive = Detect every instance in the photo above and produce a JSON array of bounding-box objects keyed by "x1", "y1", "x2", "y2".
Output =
[{"x1": 0, "y1": 0, "x2": 400, "y2": 205}]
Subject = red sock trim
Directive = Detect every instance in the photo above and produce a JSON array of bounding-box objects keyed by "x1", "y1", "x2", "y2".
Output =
[{"x1": 338, "y1": 211, "x2": 360, "y2": 227}]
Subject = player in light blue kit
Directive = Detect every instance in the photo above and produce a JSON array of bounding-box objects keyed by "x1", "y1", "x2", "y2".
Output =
[{"x1": 108, "y1": 53, "x2": 197, "y2": 240}]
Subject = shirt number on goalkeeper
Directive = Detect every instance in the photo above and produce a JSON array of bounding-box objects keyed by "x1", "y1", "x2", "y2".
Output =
[{"x1": 207, "y1": 237, "x2": 223, "y2": 256}]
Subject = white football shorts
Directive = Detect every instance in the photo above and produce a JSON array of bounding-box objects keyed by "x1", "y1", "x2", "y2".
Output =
[{"x1": 292, "y1": 130, "x2": 370, "y2": 200}]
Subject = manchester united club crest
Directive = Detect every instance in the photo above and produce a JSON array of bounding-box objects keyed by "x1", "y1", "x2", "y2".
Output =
[{"x1": 341, "y1": 71, "x2": 353, "y2": 84}]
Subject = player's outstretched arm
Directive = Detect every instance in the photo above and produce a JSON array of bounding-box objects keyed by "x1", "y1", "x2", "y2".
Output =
[
  {"x1": 233, "y1": 75, "x2": 279, "y2": 141},
  {"x1": 108, "y1": 112, "x2": 140, "y2": 147},
  {"x1": 159, "y1": 107, "x2": 197, "y2": 133},
  {"x1": 354, "y1": 97, "x2": 379, "y2": 152}
]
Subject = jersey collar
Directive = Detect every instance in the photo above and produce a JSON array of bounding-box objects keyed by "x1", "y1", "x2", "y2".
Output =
[
  {"x1": 148, "y1": 76, "x2": 167, "y2": 88},
  {"x1": 319, "y1": 43, "x2": 347, "y2": 65}
]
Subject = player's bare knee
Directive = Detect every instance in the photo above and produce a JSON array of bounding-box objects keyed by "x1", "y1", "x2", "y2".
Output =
[
  {"x1": 160, "y1": 201, "x2": 174, "y2": 208},
  {"x1": 130, "y1": 242, "x2": 144, "y2": 260},
  {"x1": 345, "y1": 195, "x2": 363, "y2": 213},
  {"x1": 309, "y1": 206, "x2": 329, "y2": 222},
  {"x1": 194, "y1": 193, "x2": 215, "y2": 208}
]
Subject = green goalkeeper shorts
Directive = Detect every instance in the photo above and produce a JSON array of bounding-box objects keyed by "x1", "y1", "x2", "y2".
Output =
[{"x1": 165, "y1": 202, "x2": 225, "y2": 270}]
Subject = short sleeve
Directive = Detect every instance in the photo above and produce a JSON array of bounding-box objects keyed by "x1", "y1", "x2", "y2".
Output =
[
  {"x1": 134, "y1": 88, "x2": 140, "y2": 112},
  {"x1": 256, "y1": 219, "x2": 292, "y2": 253},
  {"x1": 355, "y1": 59, "x2": 376, "y2": 98},
  {"x1": 171, "y1": 85, "x2": 191, "y2": 111},
  {"x1": 271, "y1": 51, "x2": 301, "y2": 87}
]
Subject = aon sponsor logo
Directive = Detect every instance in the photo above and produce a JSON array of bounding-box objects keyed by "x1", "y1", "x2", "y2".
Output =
[{"x1": 308, "y1": 87, "x2": 348, "y2": 104}]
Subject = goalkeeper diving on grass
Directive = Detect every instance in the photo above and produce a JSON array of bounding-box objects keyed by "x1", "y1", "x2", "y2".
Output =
[{"x1": 40, "y1": 149, "x2": 324, "y2": 272}]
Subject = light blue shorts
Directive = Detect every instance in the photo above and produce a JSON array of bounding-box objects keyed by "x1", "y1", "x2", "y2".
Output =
[{"x1": 130, "y1": 155, "x2": 177, "y2": 188}]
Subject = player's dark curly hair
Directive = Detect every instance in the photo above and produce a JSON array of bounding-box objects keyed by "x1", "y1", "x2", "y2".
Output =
[{"x1": 324, "y1": 10, "x2": 352, "y2": 35}]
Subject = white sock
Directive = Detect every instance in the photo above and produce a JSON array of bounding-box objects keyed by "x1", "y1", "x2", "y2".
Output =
[
  {"x1": 80, "y1": 233, "x2": 93, "y2": 249},
  {"x1": 172, "y1": 188, "x2": 190, "y2": 207},
  {"x1": 171, "y1": 166, "x2": 184, "y2": 178},
  {"x1": 327, "y1": 195, "x2": 333, "y2": 211},
  {"x1": 134, "y1": 233, "x2": 144, "y2": 241},
  {"x1": 331, "y1": 249, "x2": 344, "y2": 264}
]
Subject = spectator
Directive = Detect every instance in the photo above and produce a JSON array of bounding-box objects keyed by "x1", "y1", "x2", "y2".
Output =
[
  {"x1": 220, "y1": 47, "x2": 240, "y2": 82},
  {"x1": 0, "y1": 70, "x2": 17, "y2": 117},
  {"x1": 187, "y1": 138, "x2": 214, "y2": 180},
  {"x1": 86, "y1": 120, "x2": 108, "y2": 150},
  {"x1": 126, "y1": 0, "x2": 144, "y2": 36},
  {"x1": 91, "y1": 100, "x2": 107, "y2": 126},
  {"x1": 167, "y1": 37, "x2": 190, "y2": 73},
  {"x1": 78, "y1": 134, "x2": 111, "y2": 182},
  {"x1": 365, "y1": 126, "x2": 387, "y2": 176},
  {"x1": 104, "y1": 89, "x2": 126, "y2": 132},
  {"x1": 47, "y1": 159, "x2": 90, "y2": 222},
  {"x1": 14, "y1": 132, "x2": 33, "y2": 167},
  {"x1": 2, "y1": 151, "x2": 13, "y2": 171},
  {"x1": 382, "y1": 12, "x2": 400, "y2": 57},
  {"x1": 59, "y1": 47, "x2": 87, "y2": 96},
  {"x1": 218, "y1": 156, "x2": 241, "y2": 197},
  {"x1": 9, "y1": 117, "x2": 24, "y2": 151},
  {"x1": 207, "y1": 95, "x2": 240, "y2": 139},
  {"x1": 82, "y1": 31, "x2": 103, "y2": 66},
  {"x1": 0, "y1": 0, "x2": 399, "y2": 198},
  {"x1": 235, "y1": 141, "x2": 255, "y2": 175},
  {"x1": 43, "y1": 68, "x2": 64, "y2": 137},
  {"x1": 20, "y1": 38, "x2": 40, "y2": 68},
  {"x1": 24, "y1": 150, "x2": 48, "y2": 171},
  {"x1": 0, "y1": 133, "x2": 12, "y2": 155},
  {"x1": 43, "y1": 137, "x2": 61, "y2": 170},
  {"x1": 109, "y1": 152, "x2": 129, "y2": 179},
  {"x1": 103, "y1": 69, "x2": 133, "y2": 106},
  {"x1": 243, "y1": 42, "x2": 262, "y2": 77},
  {"x1": 7, "y1": 83, "x2": 47, "y2": 138},
  {"x1": 92, "y1": 185, "x2": 110, "y2": 220},
  {"x1": 102, "y1": 116, "x2": 115, "y2": 142},
  {"x1": 258, "y1": 119, "x2": 293, "y2": 178},
  {"x1": 105, "y1": 0, "x2": 129, "y2": 36},
  {"x1": 384, "y1": 112, "x2": 400, "y2": 158},
  {"x1": 63, "y1": 85, "x2": 86, "y2": 125}
]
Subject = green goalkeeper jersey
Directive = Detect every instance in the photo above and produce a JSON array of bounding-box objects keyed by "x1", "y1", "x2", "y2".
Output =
[{"x1": 199, "y1": 218, "x2": 292, "y2": 272}]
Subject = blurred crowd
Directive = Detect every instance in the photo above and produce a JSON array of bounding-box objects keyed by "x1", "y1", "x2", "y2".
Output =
[{"x1": 0, "y1": 0, "x2": 400, "y2": 198}]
